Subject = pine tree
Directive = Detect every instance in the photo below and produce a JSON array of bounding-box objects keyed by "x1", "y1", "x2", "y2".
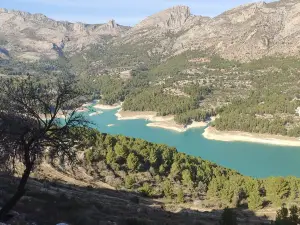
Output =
[
  {"x1": 127, "y1": 153, "x2": 139, "y2": 171},
  {"x1": 248, "y1": 191, "x2": 263, "y2": 210},
  {"x1": 176, "y1": 189, "x2": 185, "y2": 203}
]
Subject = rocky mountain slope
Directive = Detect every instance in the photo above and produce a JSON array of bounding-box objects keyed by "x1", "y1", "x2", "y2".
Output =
[
  {"x1": 1, "y1": 0, "x2": 300, "y2": 62},
  {"x1": 0, "y1": 8, "x2": 129, "y2": 60},
  {"x1": 121, "y1": 0, "x2": 300, "y2": 61}
]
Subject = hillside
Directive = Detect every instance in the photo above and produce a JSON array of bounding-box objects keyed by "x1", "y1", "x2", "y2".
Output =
[
  {"x1": 76, "y1": 52, "x2": 300, "y2": 137},
  {"x1": 0, "y1": 172, "x2": 272, "y2": 225},
  {"x1": 2, "y1": 129, "x2": 299, "y2": 224}
]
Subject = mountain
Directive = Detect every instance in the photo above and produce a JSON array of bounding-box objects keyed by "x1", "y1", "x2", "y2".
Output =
[
  {"x1": 1, "y1": 0, "x2": 300, "y2": 62},
  {"x1": 0, "y1": 8, "x2": 130, "y2": 60},
  {"x1": 121, "y1": 0, "x2": 300, "y2": 61},
  {"x1": 119, "y1": 6, "x2": 210, "y2": 58}
]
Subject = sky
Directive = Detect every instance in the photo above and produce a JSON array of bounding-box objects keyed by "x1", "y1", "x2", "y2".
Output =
[{"x1": 1, "y1": 0, "x2": 275, "y2": 26}]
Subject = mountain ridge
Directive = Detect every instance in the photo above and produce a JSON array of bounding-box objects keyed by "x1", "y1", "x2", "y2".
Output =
[
  {"x1": 0, "y1": 7, "x2": 130, "y2": 60},
  {"x1": 1, "y1": 0, "x2": 300, "y2": 61}
]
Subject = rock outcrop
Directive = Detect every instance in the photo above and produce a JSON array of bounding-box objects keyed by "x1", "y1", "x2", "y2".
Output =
[{"x1": 133, "y1": 6, "x2": 192, "y2": 30}]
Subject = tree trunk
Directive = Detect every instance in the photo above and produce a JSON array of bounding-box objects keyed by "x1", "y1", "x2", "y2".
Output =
[{"x1": 0, "y1": 163, "x2": 33, "y2": 222}]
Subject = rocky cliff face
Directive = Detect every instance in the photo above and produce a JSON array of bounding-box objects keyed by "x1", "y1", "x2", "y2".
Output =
[
  {"x1": 121, "y1": 6, "x2": 209, "y2": 57},
  {"x1": 133, "y1": 6, "x2": 192, "y2": 30},
  {"x1": 1, "y1": 0, "x2": 300, "y2": 62}
]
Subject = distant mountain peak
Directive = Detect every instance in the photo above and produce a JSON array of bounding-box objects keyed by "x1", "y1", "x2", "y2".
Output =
[
  {"x1": 107, "y1": 19, "x2": 116, "y2": 28},
  {"x1": 0, "y1": 8, "x2": 130, "y2": 61},
  {"x1": 0, "y1": 8, "x2": 8, "y2": 13},
  {"x1": 134, "y1": 5, "x2": 192, "y2": 30},
  {"x1": 167, "y1": 5, "x2": 191, "y2": 14},
  {"x1": 223, "y1": 1, "x2": 266, "y2": 14}
]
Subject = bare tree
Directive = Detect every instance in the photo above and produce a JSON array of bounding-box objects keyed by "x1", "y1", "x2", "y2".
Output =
[{"x1": 0, "y1": 76, "x2": 90, "y2": 221}]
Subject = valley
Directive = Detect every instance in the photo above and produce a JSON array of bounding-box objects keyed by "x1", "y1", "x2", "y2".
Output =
[
  {"x1": 1, "y1": 1, "x2": 300, "y2": 141},
  {"x1": 1, "y1": 0, "x2": 300, "y2": 224}
]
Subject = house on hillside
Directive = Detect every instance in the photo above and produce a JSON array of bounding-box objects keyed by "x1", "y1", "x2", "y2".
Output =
[
  {"x1": 120, "y1": 70, "x2": 132, "y2": 79},
  {"x1": 296, "y1": 107, "x2": 300, "y2": 116}
]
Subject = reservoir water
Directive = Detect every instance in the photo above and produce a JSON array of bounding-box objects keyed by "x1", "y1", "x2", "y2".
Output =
[{"x1": 86, "y1": 109, "x2": 300, "y2": 178}]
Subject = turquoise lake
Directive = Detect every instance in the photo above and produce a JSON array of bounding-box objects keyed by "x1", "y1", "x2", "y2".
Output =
[{"x1": 86, "y1": 109, "x2": 300, "y2": 178}]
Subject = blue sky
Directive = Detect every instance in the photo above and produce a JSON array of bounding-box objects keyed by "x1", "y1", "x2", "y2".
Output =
[{"x1": 1, "y1": 0, "x2": 275, "y2": 26}]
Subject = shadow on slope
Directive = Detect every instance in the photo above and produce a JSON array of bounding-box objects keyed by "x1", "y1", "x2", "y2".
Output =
[{"x1": 0, "y1": 174, "x2": 272, "y2": 225}]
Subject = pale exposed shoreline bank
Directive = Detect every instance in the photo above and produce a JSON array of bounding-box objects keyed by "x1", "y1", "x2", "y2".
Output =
[
  {"x1": 115, "y1": 110, "x2": 208, "y2": 132},
  {"x1": 115, "y1": 110, "x2": 171, "y2": 121},
  {"x1": 93, "y1": 103, "x2": 122, "y2": 110},
  {"x1": 147, "y1": 121, "x2": 208, "y2": 132},
  {"x1": 203, "y1": 127, "x2": 300, "y2": 147},
  {"x1": 49, "y1": 102, "x2": 300, "y2": 146}
]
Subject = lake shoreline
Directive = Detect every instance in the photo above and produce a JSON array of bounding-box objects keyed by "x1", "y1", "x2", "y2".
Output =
[
  {"x1": 83, "y1": 107, "x2": 300, "y2": 177},
  {"x1": 203, "y1": 127, "x2": 300, "y2": 147},
  {"x1": 115, "y1": 109, "x2": 208, "y2": 132},
  {"x1": 93, "y1": 103, "x2": 122, "y2": 110},
  {"x1": 147, "y1": 121, "x2": 208, "y2": 132}
]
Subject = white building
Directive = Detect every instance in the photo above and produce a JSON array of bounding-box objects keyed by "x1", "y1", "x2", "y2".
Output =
[{"x1": 296, "y1": 107, "x2": 300, "y2": 116}]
